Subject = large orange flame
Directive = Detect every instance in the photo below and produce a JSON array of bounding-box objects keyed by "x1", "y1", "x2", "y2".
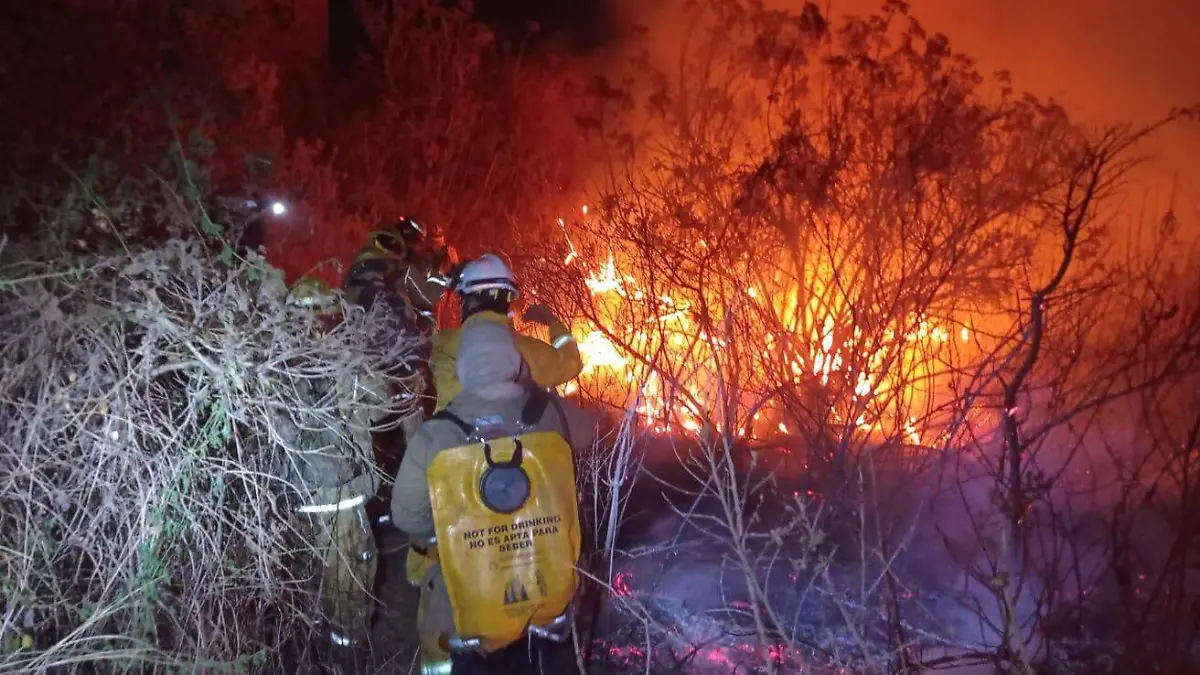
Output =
[{"x1": 541, "y1": 205, "x2": 974, "y2": 446}]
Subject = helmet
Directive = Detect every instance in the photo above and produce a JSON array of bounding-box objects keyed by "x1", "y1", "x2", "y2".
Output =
[
  {"x1": 357, "y1": 217, "x2": 426, "y2": 264},
  {"x1": 454, "y1": 253, "x2": 520, "y2": 300},
  {"x1": 287, "y1": 276, "x2": 341, "y2": 316}
]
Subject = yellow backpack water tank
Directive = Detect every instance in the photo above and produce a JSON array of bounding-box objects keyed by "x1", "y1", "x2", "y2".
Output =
[{"x1": 425, "y1": 388, "x2": 582, "y2": 652}]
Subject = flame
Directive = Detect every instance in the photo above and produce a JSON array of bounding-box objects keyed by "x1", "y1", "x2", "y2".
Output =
[
  {"x1": 548, "y1": 207, "x2": 972, "y2": 445},
  {"x1": 557, "y1": 217, "x2": 578, "y2": 266}
]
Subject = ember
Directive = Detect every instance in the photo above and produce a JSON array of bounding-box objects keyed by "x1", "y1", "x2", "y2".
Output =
[{"x1": 593, "y1": 638, "x2": 812, "y2": 674}]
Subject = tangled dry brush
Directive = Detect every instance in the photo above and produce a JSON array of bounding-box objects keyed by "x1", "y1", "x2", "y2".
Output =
[{"x1": 0, "y1": 232, "x2": 421, "y2": 672}]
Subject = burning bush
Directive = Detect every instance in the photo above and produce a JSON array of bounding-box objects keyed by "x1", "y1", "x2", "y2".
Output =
[
  {"x1": 0, "y1": 186, "x2": 421, "y2": 671},
  {"x1": 526, "y1": 1, "x2": 1200, "y2": 673},
  {"x1": 538, "y1": 0, "x2": 1081, "y2": 447}
]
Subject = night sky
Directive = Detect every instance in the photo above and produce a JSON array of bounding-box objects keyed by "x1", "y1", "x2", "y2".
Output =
[
  {"x1": 384, "y1": 0, "x2": 1200, "y2": 160},
  {"x1": 850, "y1": 0, "x2": 1200, "y2": 211},
  {"x1": 601, "y1": 0, "x2": 1200, "y2": 212},
  {"x1": 472, "y1": 0, "x2": 620, "y2": 52}
]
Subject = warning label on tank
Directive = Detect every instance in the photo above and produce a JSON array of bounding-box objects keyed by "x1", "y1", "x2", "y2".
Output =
[
  {"x1": 459, "y1": 514, "x2": 563, "y2": 554},
  {"x1": 426, "y1": 430, "x2": 582, "y2": 651}
]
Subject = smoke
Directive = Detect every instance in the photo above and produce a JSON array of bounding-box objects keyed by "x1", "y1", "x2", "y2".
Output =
[{"x1": 596, "y1": 0, "x2": 1200, "y2": 224}]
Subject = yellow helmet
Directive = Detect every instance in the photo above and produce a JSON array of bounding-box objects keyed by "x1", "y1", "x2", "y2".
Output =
[
  {"x1": 353, "y1": 218, "x2": 426, "y2": 265},
  {"x1": 287, "y1": 276, "x2": 341, "y2": 316}
]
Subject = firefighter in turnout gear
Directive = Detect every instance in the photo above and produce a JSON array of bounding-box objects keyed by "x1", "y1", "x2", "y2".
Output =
[
  {"x1": 343, "y1": 218, "x2": 458, "y2": 441},
  {"x1": 284, "y1": 277, "x2": 389, "y2": 664},
  {"x1": 392, "y1": 320, "x2": 583, "y2": 675},
  {"x1": 431, "y1": 253, "x2": 582, "y2": 412},
  {"x1": 343, "y1": 218, "x2": 456, "y2": 326},
  {"x1": 416, "y1": 252, "x2": 585, "y2": 602}
]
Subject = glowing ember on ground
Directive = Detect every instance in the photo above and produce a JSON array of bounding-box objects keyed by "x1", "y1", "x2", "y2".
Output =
[{"x1": 593, "y1": 638, "x2": 811, "y2": 672}]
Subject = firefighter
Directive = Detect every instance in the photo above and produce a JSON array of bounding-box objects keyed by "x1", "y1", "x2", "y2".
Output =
[
  {"x1": 431, "y1": 253, "x2": 582, "y2": 413},
  {"x1": 284, "y1": 276, "x2": 389, "y2": 667},
  {"x1": 343, "y1": 218, "x2": 455, "y2": 329},
  {"x1": 392, "y1": 320, "x2": 583, "y2": 675},
  {"x1": 411, "y1": 254, "x2": 591, "y2": 595},
  {"x1": 343, "y1": 218, "x2": 458, "y2": 443}
]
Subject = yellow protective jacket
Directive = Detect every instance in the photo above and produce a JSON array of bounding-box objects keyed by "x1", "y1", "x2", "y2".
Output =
[{"x1": 430, "y1": 310, "x2": 582, "y2": 412}]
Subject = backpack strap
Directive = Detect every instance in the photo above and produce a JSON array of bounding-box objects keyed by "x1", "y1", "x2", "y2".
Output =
[
  {"x1": 548, "y1": 394, "x2": 574, "y2": 450},
  {"x1": 520, "y1": 387, "x2": 552, "y2": 427},
  {"x1": 431, "y1": 408, "x2": 475, "y2": 439},
  {"x1": 436, "y1": 387, "x2": 575, "y2": 447},
  {"x1": 519, "y1": 387, "x2": 574, "y2": 450}
]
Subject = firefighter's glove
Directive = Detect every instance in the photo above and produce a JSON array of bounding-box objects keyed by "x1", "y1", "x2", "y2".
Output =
[{"x1": 522, "y1": 303, "x2": 558, "y2": 327}]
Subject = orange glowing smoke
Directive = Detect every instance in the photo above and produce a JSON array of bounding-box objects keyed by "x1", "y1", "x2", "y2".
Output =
[{"x1": 543, "y1": 205, "x2": 974, "y2": 446}]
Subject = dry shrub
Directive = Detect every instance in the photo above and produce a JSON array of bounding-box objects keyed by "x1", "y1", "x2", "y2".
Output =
[
  {"x1": 536, "y1": 1, "x2": 1200, "y2": 672},
  {"x1": 0, "y1": 197, "x2": 422, "y2": 671}
]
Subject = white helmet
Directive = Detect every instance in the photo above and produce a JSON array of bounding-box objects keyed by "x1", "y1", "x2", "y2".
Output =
[{"x1": 454, "y1": 253, "x2": 520, "y2": 299}]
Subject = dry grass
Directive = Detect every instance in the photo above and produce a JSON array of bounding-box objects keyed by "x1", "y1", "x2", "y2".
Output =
[{"x1": 0, "y1": 221, "x2": 422, "y2": 672}]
